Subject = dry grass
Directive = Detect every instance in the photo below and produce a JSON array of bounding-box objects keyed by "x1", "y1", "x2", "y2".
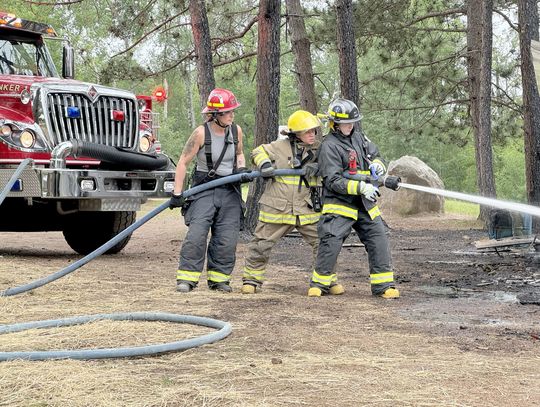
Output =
[{"x1": 1, "y1": 203, "x2": 539, "y2": 406}]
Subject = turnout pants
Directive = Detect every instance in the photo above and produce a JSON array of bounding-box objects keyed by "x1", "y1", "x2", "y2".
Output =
[
  {"x1": 243, "y1": 218, "x2": 318, "y2": 287},
  {"x1": 310, "y1": 211, "x2": 394, "y2": 295},
  {"x1": 177, "y1": 185, "x2": 242, "y2": 288}
]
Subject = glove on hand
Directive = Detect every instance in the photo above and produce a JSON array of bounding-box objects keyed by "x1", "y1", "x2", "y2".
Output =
[
  {"x1": 234, "y1": 166, "x2": 252, "y2": 183},
  {"x1": 234, "y1": 166, "x2": 249, "y2": 174},
  {"x1": 303, "y1": 162, "x2": 319, "y2": 178},
  {"x1": 260, "y1": 162, "x2": 275, "y2": 178},
  {"x1": 169, "y1": 193, "x2": 186, "y2": 209},
  {"x1": 369, "y1": 161, "x2": 386, "y2": 177},
  {"x1": 358, "y1": 181, "x2": 380, "y2": 202}
]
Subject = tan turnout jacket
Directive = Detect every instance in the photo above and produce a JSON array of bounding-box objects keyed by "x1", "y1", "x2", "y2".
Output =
[{"x1": 251, "y1": 138, "x2": 321, "y2": 225}]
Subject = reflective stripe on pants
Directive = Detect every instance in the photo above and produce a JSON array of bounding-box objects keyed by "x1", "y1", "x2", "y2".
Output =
[
  {"x1": 311, "y1": 211, "x2": 394, "y2": 295},
  {"x1": 177, "y1": 185, "x2": 241, "y2": 287}
]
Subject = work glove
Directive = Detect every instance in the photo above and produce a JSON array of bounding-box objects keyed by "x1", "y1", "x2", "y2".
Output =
[
  {"x1": 369, "y1": 160, "x2": 386, "y2": 177},
  {"x1": 260, "y1": 162, "x2": 275, "y2": 178},
  {"x1": 357, "y1": 181, "x2": 380, "y2": 203},
  {"x1": 303, "y1": 162, "x2": 319, "y2": 178},
  {"x1": 169, "y1": 193, "x2": 186, "y2": 209}
]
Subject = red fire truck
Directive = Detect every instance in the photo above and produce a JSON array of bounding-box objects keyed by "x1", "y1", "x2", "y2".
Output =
[{"x1": 0, "y1": 12, "x2": 175, "y2": 254}]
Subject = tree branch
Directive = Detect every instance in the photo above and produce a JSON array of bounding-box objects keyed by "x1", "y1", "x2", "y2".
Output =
[
  {"x1": 494, "y1": 8, "x2": 519, "y2": 32},
  {"x1": 211, "y1": 16, "x2": 258, "y2": 50},
  {"x1": 214, "y1": 51, "x2": 257, "y2": 67},
  {"x1": 111, "y1": 8, "x2": 188, "y2": 58}
]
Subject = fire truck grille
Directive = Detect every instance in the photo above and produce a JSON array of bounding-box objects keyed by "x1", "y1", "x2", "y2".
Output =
[{"x1": 44, "y1": 93, "x2": 137, "y2": 149}]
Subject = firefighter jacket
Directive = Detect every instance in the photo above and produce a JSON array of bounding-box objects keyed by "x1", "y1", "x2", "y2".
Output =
[
  {"x1": 251, "y1": 138, "x2": 321, "y2": 226},
  {"x1": 318, "y1": 129, "x2": 386, "y2": 221}
]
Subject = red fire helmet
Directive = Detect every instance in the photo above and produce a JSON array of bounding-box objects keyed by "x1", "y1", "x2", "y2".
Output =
[{"x1": 202, "y1": 88, "x2": 241, "y2": 113}]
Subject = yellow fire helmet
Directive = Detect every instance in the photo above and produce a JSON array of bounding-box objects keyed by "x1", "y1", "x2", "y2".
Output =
[{"x1": 287, "y1": 110, "x2": 322, "y2": 134}]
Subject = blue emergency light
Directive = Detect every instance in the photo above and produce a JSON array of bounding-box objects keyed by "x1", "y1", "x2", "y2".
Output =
[{"x1": 65, "y1": 106, "x2": 81, "y2": 119}]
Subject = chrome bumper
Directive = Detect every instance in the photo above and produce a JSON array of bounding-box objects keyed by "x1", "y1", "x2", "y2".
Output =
[{"x1": 2, "y1": 167, "x2": 175, "y2": 200}]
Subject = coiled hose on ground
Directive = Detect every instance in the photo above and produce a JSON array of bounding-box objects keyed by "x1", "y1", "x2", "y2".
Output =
[{"x1": 0, "y1": 312, "x2": 231, "y2": 361}]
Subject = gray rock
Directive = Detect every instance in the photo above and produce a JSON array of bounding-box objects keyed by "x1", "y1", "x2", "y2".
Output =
[{"x1": 379, "y1": 155, "x2": 445, "y2": 215}]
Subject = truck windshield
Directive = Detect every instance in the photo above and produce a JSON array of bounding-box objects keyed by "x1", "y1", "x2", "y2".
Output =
[{"x1": 0, "y1": 36, "x2": 58, "y2": 77}]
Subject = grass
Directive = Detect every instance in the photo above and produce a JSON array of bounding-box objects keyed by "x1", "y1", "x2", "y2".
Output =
[{"x1": 444, "y1": 198, "x2": 480, "y2": 217}]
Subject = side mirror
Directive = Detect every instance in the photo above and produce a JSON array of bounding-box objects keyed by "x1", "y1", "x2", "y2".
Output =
[{"x1": 62, "y1": 43, "x2": 75, "y2": 79}]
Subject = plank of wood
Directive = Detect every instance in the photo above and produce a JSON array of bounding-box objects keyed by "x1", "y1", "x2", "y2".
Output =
[{"x1": 475, "y1": 236, "x2": 537, "y2": 249}]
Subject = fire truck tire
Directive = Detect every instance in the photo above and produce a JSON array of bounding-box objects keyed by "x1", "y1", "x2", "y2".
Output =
[{"x1": 63, "y1": 211, "x2": 136, "y2": 255}]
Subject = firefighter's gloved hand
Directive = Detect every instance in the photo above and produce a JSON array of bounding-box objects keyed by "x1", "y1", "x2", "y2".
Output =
[
  {"x1": 169, "y1": 193, "x2": 185, "y2": 209},
  {"x1": 234, "y1": 167, "x2": 252, "y2": 183},
  {"x1": 260, "y1": 162, "x2": 275, "y2": 178},
  {"x1": 358, "y1": 181, "x2": 380, "y2": 202},
  {"x1": 369, "y1": 160, "x2": 386, "y2": 177},
  {"x1": 303, "y1": 162, "x2": 319, "y2": 178}
]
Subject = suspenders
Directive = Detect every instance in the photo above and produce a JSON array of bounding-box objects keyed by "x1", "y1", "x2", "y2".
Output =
[{"x1": 203, "y1": 122, "x2": 239, "y2": 178}]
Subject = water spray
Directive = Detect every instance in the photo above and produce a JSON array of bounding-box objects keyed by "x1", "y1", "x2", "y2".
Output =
[{"x1": 398, "y1": 182, "x2": 540, "y2": 219}]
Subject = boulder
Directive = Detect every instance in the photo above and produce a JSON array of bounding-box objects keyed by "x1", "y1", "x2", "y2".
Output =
[{"x1": 379, "y1": 156, "x2": 445, "y2": 215}]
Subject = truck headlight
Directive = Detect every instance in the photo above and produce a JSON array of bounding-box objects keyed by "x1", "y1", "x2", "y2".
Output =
[
  {"x1": 139, "y1": 135, "x2": 151, "y2": 152},
  {"x1": 0, "y1": 120, "x2": 50, "y2": 151},
  {"x1": 19, "y1": 130, "x2": 36, "y2": 148},
  {"x1": 1, "y1": 124, "x2": 12, "y2": 137}
]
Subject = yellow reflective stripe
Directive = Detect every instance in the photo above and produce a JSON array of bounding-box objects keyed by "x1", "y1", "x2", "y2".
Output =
[
  {"x1": 311, "y1": 270, "x2": 335, "y2": 286},
  {"x1": 370, "y1": 272, "x2": 394, "y2": 285},
  {"x1": 208, "y1": 270, "x2": 231, "y2": 283},
  {"x1": 347, "y1": 180, "x2": 359, "y2": 195},
  {"x1": 322, "y1": 204, "x2": 358, "y2": 220},
  {"x1": 275, "y1": 175, "x2": 301, "y2": 185},
  {"x1": 298, "y1": 213, "x2": 321, "y2": 225},
  {"x1": 253, "y1": 147, "x2": 270, "y2": 167},
  {"x1": 358, "y1": 170, "x2": 370, "y2": 175},
  {"x1": 243, "y1": 267, "x2": 265, "y2": 281},
  {"x1": 208, "y1": 102, "x2": 224, "y2": 107},
  {"x1": 259, "y1": 211, "x2": 297, "y2": 225},
  {"x1": 368, "y1": 205, "x2": 381, "y2": 220},
  {"x1": 330, "y1": 110, "x2": 348, "y2": 118},
  {"x1": 176, "y1": 269, "x2": 201, "y2": 282}
]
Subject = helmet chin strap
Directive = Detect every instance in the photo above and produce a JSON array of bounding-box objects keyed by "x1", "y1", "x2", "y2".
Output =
[{"x1": 212, "y1": 113, "x2": 228, "y2": 128}]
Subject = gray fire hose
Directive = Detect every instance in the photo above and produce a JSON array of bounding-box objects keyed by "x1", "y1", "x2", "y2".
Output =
[
  {"x1": 0, "y1": 158, "x2": 33, "y2": 204},
  {"x1": 0, "y1": 312, "x2": 231, "y2": 361}
]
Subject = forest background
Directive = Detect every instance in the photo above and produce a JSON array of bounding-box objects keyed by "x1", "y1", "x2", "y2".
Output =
[{"x1": 2, "y1": 0, "x2": 533, "y2": 202}]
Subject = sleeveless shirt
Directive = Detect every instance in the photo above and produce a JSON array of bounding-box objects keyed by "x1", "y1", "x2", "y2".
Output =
[{"x1": 195, "y1": 124, "x2": 235, "y2": 176}]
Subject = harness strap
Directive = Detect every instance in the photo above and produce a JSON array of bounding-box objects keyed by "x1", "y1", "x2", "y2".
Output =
[{"x1": 203, "y1": 123, "x2": 238, "y2": 177}]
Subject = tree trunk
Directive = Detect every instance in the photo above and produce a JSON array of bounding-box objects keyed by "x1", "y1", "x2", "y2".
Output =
[
  {"x1": 335, "y1": 0, "x2": 360, "y2": 109},
  {"x1": 285, "y1": 0, "x2": 318, "y2": 114},
  {"x1": 519, "y1": 0, "x2": 540, "y2": 234},
  {"x1": 467, "y1": 0, "x2": 496, "y2": 224},
  {"x1": 189, "y1": 0, "x2": 215, "y2": 110},
  {"x1": 244, "y1": 0, "x2": 281, "y2": 234}
]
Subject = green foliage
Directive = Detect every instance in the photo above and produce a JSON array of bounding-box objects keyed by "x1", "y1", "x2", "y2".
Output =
[{"x1": 1, "y1": 0, "x2": 529, "y2": 203}]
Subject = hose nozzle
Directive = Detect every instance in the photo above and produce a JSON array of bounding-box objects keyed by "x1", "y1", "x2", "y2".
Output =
[{"x1": 383, "y1": 175, "x2": 401, "y2": 191}]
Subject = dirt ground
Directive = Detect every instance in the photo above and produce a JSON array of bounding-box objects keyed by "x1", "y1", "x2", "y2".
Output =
[{"x1": 0, "y1": 201, "x2": 539, "y2": 407}]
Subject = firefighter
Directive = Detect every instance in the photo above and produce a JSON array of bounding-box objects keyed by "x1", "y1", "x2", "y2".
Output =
[
  {"x1": 241, "y1": 110, "x2": 322, "y2": 294},
  {"x1": 308, "y1": 98, "x2": 399, "y2": 298},
  {"x1": 169, "y1": 88, "x2": 247, "y2": 293}
]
